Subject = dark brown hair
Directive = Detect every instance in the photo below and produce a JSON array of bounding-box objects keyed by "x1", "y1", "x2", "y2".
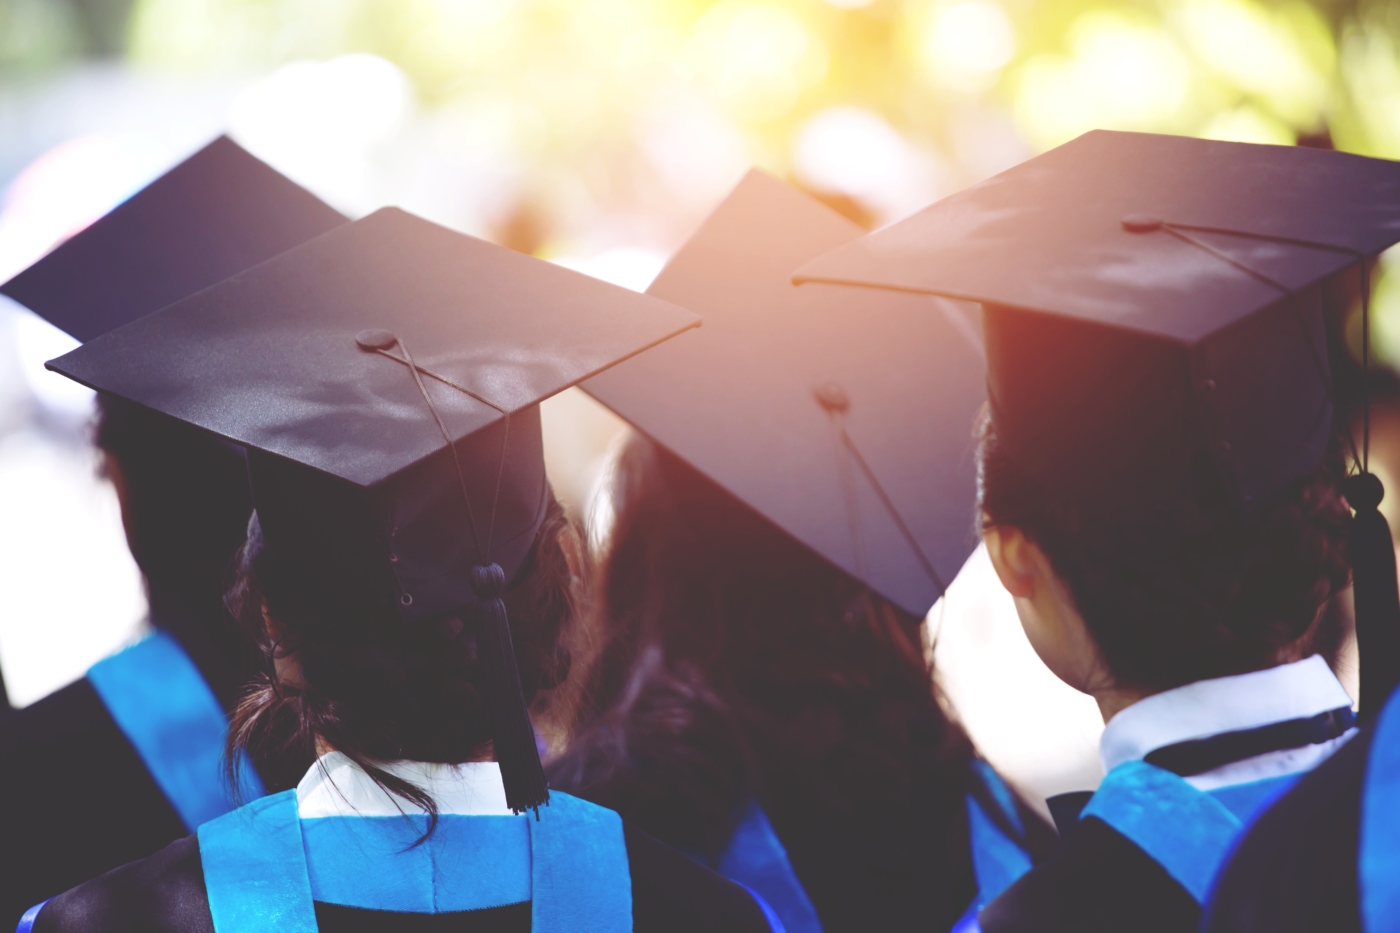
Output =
[
  {"x1": 224, "y1": 493, "x2": 586, "y2": 822},
  {"x1": 95, "y1": 395, "x2": 252, "y2": 618},
  {"x1": 548, "y1": 435, "x2": 976, "y2": 929},
  {"x1": 976, "y1": 408, "x2": 1352, "y2": 692}
]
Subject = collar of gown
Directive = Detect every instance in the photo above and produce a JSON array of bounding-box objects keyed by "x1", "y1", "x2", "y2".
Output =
[
  {"x1": 296, "y1": 751, "x2": 515, "y2": 817},
  {"x1": 1099, "y1": 655, "x2": 1355, "y2": 784}
]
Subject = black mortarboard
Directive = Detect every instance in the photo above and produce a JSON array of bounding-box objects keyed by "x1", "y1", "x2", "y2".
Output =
[
  {"x1": 0, "y1": 134, "x2": 347, "y2": 677},
  {"x1": 795, "y1": 130, "x2": 1400, "y2": 716},
  {"x1": 582, "y1": 170, "x2": 987, "y2": 618},
  {"x1": 2, "y1": 135, "x2": 347, "y2": 342},
  {"x1": 46, "y1": 207, "x2": 700, "y2": 811}
]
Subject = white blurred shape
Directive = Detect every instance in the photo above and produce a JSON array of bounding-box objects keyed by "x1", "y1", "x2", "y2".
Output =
[
  {"x1": 923, "y1": 0, "x2": 1015, "y2": 88},
  {"x1": 793, "y1": 107, "x2": 943, "y2": 222},
  {"x1": 540, "y1": 388, "x2": 630, "y2": 530},
  {"x1": 9, "y1": 301, "x2": 93, "y2": 424},
  {"x1": 540, "y1": 248, "x2": 662, "y2": 529},
  {"x1": 1201, "y1": 105, "x2": 1295, "y2": 145},
  {"x1": 229, "y1": 54, "x2": 414, "y2": 213},
  {"x1": 0, "y1": 428, "x2": 145, "y2": 706},
  {"x1": 551, "y1": 247, "x2": 668, "y2": 294},
  {"x1": 0, "y1": 134, "x2": 163, "y2": 285},
  {"x1": 641, "y1": 96, "x2": 752, "y2": 209},
  {"x1": 931, "y1": 543, "x2": 1105, "y2": 816}
]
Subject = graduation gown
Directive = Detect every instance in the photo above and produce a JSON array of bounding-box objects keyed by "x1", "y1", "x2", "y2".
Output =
[
  {"x1": 1200, "y1": 677, "x2": 1400, "y2": 933},
  {"x1": 26, "y1": 756, "x2": 774, "y2": 933},
  {"x1": 0, "y1": 589, "x2": 256, "y2": 930},
  {"x1": 714, "y1": 757, "x2": 1044, "y2": 933},
  {"x1": 980, "y1": 657, "x2": 1358, "y2": 933}
]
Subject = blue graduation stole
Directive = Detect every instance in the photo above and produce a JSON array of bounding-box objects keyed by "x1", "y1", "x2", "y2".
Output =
[
  {"x1": 1080, "y1": 760, "x2": 1300, "y2": 904},
  {"x1": 1361, "y1": 686, "x2": 1400, "y2": 933},
  {"x1": 196, "y1": 789, "x2": 633, "y2": 932},
  {"x1": 87, "y1": 630, "x2": 265, "y2": 830},
  {"x1": 951, "y1": 760, "x2": 1036, "y2": 933},
  {"x1": 717, "y1": 801, "x2": 815, "y2": 933}
]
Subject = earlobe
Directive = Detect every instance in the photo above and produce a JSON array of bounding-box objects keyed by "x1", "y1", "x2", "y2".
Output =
[{"x1": 983, "y1": 525, "x2": 1037, "y2": 599}]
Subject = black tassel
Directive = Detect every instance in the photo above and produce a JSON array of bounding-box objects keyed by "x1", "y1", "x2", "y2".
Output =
[
  {"x1": 471, "y1": 563, "x2": 549, "y2": 815},
  {"x1": 1344, "y1": 472, "x2": 1400, "y2": 723}
]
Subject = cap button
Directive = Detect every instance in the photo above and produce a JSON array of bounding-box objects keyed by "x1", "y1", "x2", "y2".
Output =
[
  {"x1": 1122, "y1": 214, "x2": 1164, "y2": 233},
  {"x1": 356, "y1": 329, "x2": 399, "y2": 351},
  {"x1": 813, "y1": 381, "x2": 851, "y2": 413}
]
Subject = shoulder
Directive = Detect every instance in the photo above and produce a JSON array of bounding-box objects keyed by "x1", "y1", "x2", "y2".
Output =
[
  {"x1": 32, "y1": 835, "x2": 213, "y2": 933},
  {"x1": 624, "y1": 821, "x2": 774, "y2": 933},
  {"x1": 1203, "y1": 727, "x2": 1369, "y2": 933},
  {"x1": 0, "y1": 678, "x2": 111, "y2": 746},
  {"x1": 980, "y1": 815, "x2": 1198, "y2": 933}
]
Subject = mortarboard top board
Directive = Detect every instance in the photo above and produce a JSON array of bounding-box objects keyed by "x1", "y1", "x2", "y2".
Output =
[
  {"x1": 47, "y1": 206, "x2": 700, "y2": 812},
  {"x1": 47, "y1": 206, "x2": 700, "y2": 609},
  {"x1": 582, "y1": 170, "x2": 987, "y2": 618},
  {"x1": 2, "y1": 135, "x2": 348, "y2": 342},
  {"x1": 794, "y1": 130, "x2": 1400, "y2": 516}
]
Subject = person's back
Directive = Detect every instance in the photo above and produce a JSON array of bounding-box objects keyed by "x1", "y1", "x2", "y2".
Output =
[
  {"x1": 27, "y1": 206, "x2": 772, "y2": 932},
  {"x1": 554, "y1": 436, "x2": 1031, "y2": 932},
  {"x1": 0, "y1": 137, "x2": 345, "y2": 928},
  {"x1": 32, "y1": 502, "x2": 773, "y2": 933},
  {"x1": 548, "y1": 171, "x2": 1048, "y2": 933},
  {"x1": 790, "y1": 129, "x2": 1400, "y2": 932}
]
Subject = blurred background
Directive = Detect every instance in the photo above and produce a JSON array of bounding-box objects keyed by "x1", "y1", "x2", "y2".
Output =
[{"x1": 0, "y1": 0, "x2": 1390, "y2": 807}]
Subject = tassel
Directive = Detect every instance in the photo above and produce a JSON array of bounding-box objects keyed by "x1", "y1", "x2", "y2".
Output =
[
  {"x1": 1344, "y1": 472, "x2": 1400, "y2": 723},
  {"x1": 471, "y1": 562, "x2": 550, "y2": 815}
]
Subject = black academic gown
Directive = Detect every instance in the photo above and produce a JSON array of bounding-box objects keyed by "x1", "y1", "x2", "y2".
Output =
[
  {"x1": 558, "y1": 705, "x2": 1053, "y2": 933},
  {"x1": 757, "y1": 752, "x2": 1052, "y2": 932},
  {"x1": 977, "y1": 807, "x2": 1200, "y2": 933},
  {"x1": 31, "y1": 821, "x2": 772, "y2": 933},
  {"x1": 1200, "y1": 725, "x2": 1371, "y2": 933},
  {"x1": 0, "y1": 588, "x2": 246, "y2": 930}
]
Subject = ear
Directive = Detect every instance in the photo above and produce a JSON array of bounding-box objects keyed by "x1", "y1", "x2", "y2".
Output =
[{"x1": 982, "y1": 520, "x2": 1039, "y2": 600}]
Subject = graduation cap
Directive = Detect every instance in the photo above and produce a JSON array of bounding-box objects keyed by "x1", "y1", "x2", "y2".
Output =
[
  {"x1": 46, "y1": 207, "x2": 701, "y2": 812},
  {"x1": 582, "y1": 170, "x2": 987, "y2": 618},
  {"x1": 2, "y1": 135, "x2": 347, "y2": 341},
  {"x1": 795, "y1": 130, "x2": 1400, "y2": 717}
]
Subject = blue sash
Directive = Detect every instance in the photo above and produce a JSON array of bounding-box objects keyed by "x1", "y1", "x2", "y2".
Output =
[
  {"x1": 1082, "y1": 760, "x2": 1298, "y2": 904},
  {"x1": 951, "y1": 760, "x2": 1035, "y2": 933},
  {"x1": 88, "y1": 630, "x2": 264, "y2": 830},
  {"x1": 717, "y1": 801, "x2": 817, "y2": 933},
  {"x1": 1361, "y1": 687, "x2": 1400, "y2": 933},
  {"x1": 197, "y1": 789, "x2": 632, "y2": 932}
]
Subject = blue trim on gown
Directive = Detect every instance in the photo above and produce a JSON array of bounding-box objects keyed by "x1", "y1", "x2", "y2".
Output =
[
  {"x1": 718, "y1": 801, "x2": 820, "y2": 933},
  {"x1": 14, "y1": 900, "x2": 48, "y2": 933},
  {"x1": 952, "y1": 761, "x2": 1036, "y2": 933},
  {"x1": 197, "y1": 788, "x2": 632, "y2": 932},
  {"x1": 1361, "y1": 686, "x2": 1400, "y2": 933},
  {"x1": 87, "y1": 630, "x2": 265, "y2": 830},
  {"x1": 1082, "y1": 760, "x2": 1299, "y2": 904}
]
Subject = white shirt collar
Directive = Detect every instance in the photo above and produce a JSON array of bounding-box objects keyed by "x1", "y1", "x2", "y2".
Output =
[
  {"x1": 296, "y1": 752, "x2": 514, "y2": 818},
  {"x1": 1100, "y1": 654, "x2": 1354, "y2": 776}
]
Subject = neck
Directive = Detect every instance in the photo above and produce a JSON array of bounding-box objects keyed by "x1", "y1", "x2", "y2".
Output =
[{"x1": 1092, "y1": 683, "x2": 1155, "y2": 724}]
